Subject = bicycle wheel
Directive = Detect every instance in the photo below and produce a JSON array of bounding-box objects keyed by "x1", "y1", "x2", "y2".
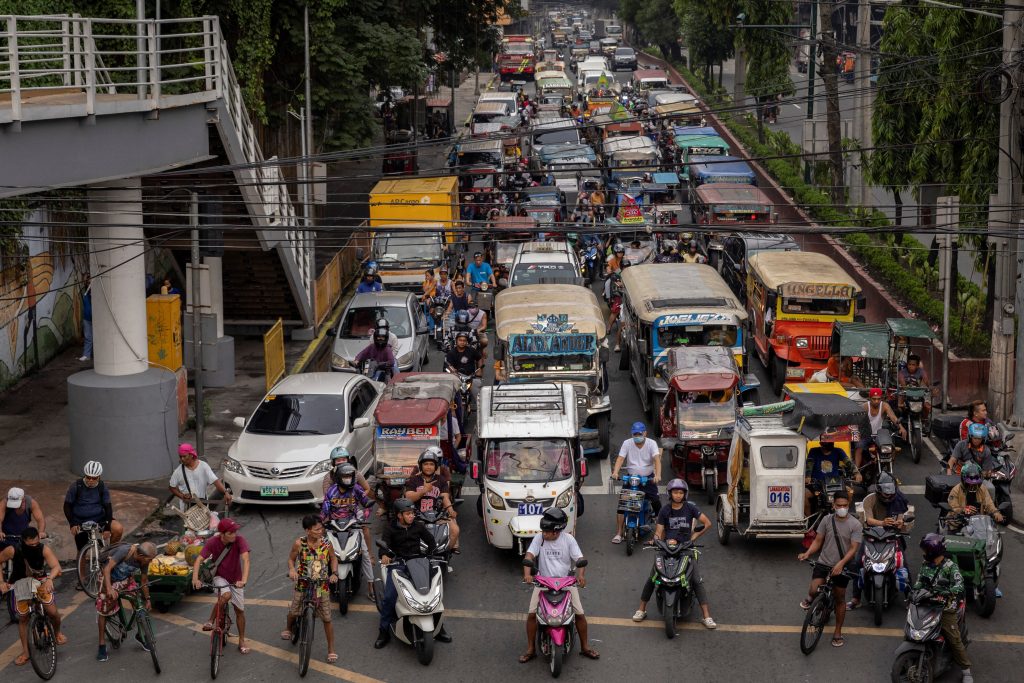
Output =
[
  {"x1": 77, "y1": 543, "x2": 102, "y2": 599},
  {"x1": 297, "y1": 606, "x2": 314, "y2": 677},
  {"x1": 210, "y1": 609, "x2": 224, "y2": 680},
  {"x1": 105, "y1": 614, "x2": 123, "y2": 649},
  {"x1": 799, "y1": 594, "x2": 828, "y2": 655},
  {"x1": 28, "y1": 612, "x2": 57, "y2": 680},
  {"x1": 139, "y1": 610, "x2": 160, "y2": 674}
]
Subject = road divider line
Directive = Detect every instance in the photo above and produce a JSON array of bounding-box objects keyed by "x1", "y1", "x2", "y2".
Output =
[
  {"x1": 0, "y1": 591, "x2": 89, "y2": 675},
  {"x1": 178, "y1": 596, "x2": 1024, "y2": 644},
  {"x1": 152, "y1": 610, "x2": 385, "y2": 683}
]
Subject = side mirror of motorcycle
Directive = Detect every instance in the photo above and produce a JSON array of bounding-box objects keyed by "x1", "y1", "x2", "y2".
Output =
[
  {"x1": 579, "y1": 461, "x2": 588, "y2": 478},
  {"x1": 575, "y1": 559, "x2": 588, "y2": 568}
]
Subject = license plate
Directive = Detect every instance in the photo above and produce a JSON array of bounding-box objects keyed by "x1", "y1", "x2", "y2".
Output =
[
  {"x1": 517, "y1": 502, "x2": 545, "y2": 516},
  {"x1": 767, "y1": 485, "x2": 792, "y2": 508},
  {"x1": 259, "y1": 486, "x2": 289, "y2": 497}
]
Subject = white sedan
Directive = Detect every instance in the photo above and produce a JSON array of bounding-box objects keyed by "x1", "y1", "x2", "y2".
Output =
[{"x1": 222, "y1": 372, "x2": 381, "y2": 505}]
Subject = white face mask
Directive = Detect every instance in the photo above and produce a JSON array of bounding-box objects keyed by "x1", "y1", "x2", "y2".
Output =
[{"x1": 835, "y1": 507, "x2": 849, "y2": 518}]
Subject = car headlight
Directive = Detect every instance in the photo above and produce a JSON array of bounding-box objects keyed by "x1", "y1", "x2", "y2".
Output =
[
  {"x1": 223, "y1": 457, "x2": 244, "y2": 475},
  {"x1": 555, "y1": 490, "x2": 573, "y2": 508},
  {"x1": 795, "y1": 337, "x2": 809, "y2": 349},
  {"x1": 486, "y1": 490, "x2": 506, "y2": 510},
  {"x1": 308, "y1": 459, "x2": 332, "y2": 476},
  {"x1": 331, "y1": 353, "x2": 350, "y2": 369}
]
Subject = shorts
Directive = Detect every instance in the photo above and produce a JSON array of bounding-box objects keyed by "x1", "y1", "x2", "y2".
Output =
[
  {"x1": 812, "y1": 562, "x2": 850, "y2": 589},
  {"x1": 95, "y1": 575, "x2": 137, "y2": 615},
  {"x1": 213, "y1": 576, "x2": 245, "y2": 611},
  {"x1": 288, "y1": 590, "x2": 331, "y2": 622},
  {"x1": 529, "y1": 586, "x2": 583, "y2": 615},
  {"x1": 15, "y1": 585, "x2": 54, "y2": 616}
]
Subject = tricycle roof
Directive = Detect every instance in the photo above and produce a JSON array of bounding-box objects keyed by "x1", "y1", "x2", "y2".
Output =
[
  {"x1": 477, "y1": 383, "x2": 579, "y2": 439},
  {"x1": 832, "y1": 321, "x2": 890, "y2": 359},
  {"x1": 782, "y1": 392, "x2": 869, "y2": 440},
  {"x1": 666, "y1": 346, "x2": 740, "y2": 392},
  {"x1": 386, "y1": 372, "x2": 460, "y2": 402},
  {"x1": 373, "y1": 397, "x2": 450, "y2": 426},
  {"x1": 887, "y1": 317, "x2": 936, "y2": 340}
]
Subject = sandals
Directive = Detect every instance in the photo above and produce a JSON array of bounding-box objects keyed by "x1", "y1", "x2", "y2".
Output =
[
  {"x1": 14, "y1": 654, "x2": 29, "y2": 666},
  {"x1": 831, "y1": 636, "x2": 846, "y2": 648},
  {"x1": 611, "y1": 535, "x2": 622, "y2": 544},
  {"x1": 518, "y1": 651, "x2": 537, "y2": 663},
  {"x1": 580, "y1": 648, "x2": 600, "y2": 660},
  {"x1": 327, "y1": 653, "x2": 338, "y2": 663},
  {"x1": 280, "y1": 630, "x2": 293, "y2": 640},
  {"x1": 846, "y1": 600, "x2": 861, "y2": 611},
  {"x1": 799, "y1": 599, "x2": 812, "y2": 610},
  {"x1": 56, "y1": 633, "x2": 69, "y2": 645},
  {"x1": 238, "y1": 645, "x2": 251, "y2": 655}
]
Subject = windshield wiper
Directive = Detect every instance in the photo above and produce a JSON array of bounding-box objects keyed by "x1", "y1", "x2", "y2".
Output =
[
  {"x1": 287, "y1": 429, "x2": 326, "y2": 435},
  {"x1": 543, "y1": 454, "x2": 567, "y2": 487}
]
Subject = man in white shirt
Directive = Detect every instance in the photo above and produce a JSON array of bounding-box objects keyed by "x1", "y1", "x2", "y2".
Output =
[
  {"x1": 610, "y1": 421, "x2": 663, "y2": 544},
  {"x1": 169, "y1": 443, "x2": 232, "y2": 511}
]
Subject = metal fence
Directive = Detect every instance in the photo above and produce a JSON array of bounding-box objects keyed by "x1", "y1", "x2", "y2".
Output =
[{"x1": 263, "y1": 317, "x2": 285, "y2": 392}]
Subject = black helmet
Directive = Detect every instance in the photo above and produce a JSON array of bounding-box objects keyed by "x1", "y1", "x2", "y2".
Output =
[
  {"x1": 393, "y1": 498, "x2": 415, "y2": 514},
  {"x1": 364, "y1": 265, "x2": 377, "y2": 277},
  {"x1": 373, "y1": 331, "x2": 388, "y2": 347},
  {"x1": 540, "y1": 507, "x2": 568, "y2": 532},
  {"x1": 688, "y1": 239, "x2": 698, "y2": 250},
  {"x1": 920, "y1": 533, "x2": 946, "y2": 562},
  {"x1": 418, "y1": 446, "x2": 442, "y2": 466},
  {"x1": 332, "y1": 463, "x2": 356, "y2": 488},
  {"x1": 454, "y1": 310, "x2": 471, "y2": 325}
]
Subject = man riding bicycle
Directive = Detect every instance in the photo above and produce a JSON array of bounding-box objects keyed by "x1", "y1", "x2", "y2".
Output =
[
  {"x1": 192, "y1": 518, "x2": 251, "y2": 654},
  {"x1": 0, "y1": 486, "x2": 46, "y2": 550},
  {"x1": 95, "y1": 541, "x2": 157, "y2": 662},
  {"x1": 64, "y1": 461, "x2": 125, "y2": 585},
  {"x1": 283, "y1": 515, "x2": 338, "y2": 664},
  {"x1": 610, "y1": 422, "x2": 663, "y2": 545},
  {"x1": 0, "y1": 526, "x2": 67, "y2": 666}
]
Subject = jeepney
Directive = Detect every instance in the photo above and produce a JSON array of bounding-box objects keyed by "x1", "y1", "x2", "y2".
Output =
[
  {"x1": 493, "y1": 284, "x2": 611, "y2": 456},
  {"x1": 654, "y1": 101, "x2": 704, "y2": 129},
  {"x1": 632, "y1": 68, "x2": 669, "y2": 92},
  {"x1": 472, "y1": 383, "x2": 586, "y2": 553},
  {"x1": 372, "y1": 223, "x2": 449, "y2": 291},
  {"x1": 604, "y1": 136, "x2": 661, "y2": 192},
  {"x1": 686, "y1": 156, "x2": 757, "y2": 199},
  {"x1": 619, "y1": 264, "x2": 749, "y2": 430},
  {"x1": 536, "y1": 71, "x2": 574, "y2": 106},
  {"x1": 746, "y1": 251, "x2": 863, "y2": 394},
  {"x1": 690, "y1": 184, "x2": 778, "y2": 228},
  {"x1": 671, "y1": 126, "x2": 730, "y2": 183}
]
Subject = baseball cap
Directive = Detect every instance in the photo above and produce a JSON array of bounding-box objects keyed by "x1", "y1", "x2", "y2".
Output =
[
  {"x1": 178, "y1": 443, "x2": 198, "y2": 457},
  {"x1": 868, "y1": 387, "x2": 883, "y2": 398},
  {"x1": 6, "y1": 487, "x2": 24, "y2": 509},
  {"x1": 631, "y1": 421, "x2": 647, "y2": 435},
  {"x1": 218, "y1": 518, "x2": 241, "y2": 533}
]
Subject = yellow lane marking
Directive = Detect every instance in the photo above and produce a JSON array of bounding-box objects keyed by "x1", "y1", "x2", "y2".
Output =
[
  {"x1": 0, "y1": 591, "x2": 89, "y2": 674},
  {"x1": 179, "y1": 595, "x2": 1024, "y2": 644},
  {"x1": 151, "y1": 610, "x2": 385, "y2": 683}
]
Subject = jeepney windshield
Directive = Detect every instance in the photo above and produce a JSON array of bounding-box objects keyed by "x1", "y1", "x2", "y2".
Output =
[
  {"x1": 676, "y1": 396, "x2": 735, "y2": 431},
  {"x1": 656, "y1": 324, "x2": 737, "y2": 348},
  {"x1": 510, "y1": 354, "x2": 594, "y2": 373},
  {"x1": 485, "y1": 439, "x2": 573, "y2": 482},
  {"x1": 780, "y1": 297, "x2": 852, "y2": 316}
]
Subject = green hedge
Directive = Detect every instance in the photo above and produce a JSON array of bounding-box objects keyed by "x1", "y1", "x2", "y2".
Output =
[{"x1": 663, "y1": 57, "x2": 989, "y2": 356}]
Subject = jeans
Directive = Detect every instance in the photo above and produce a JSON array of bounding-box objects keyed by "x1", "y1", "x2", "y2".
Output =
[
  {"x1": 378, "y1": 566, "x2": 399, "y2": 631},
  {"x1": 82, "y1": 319, "x2": 93, "y2": 358}
]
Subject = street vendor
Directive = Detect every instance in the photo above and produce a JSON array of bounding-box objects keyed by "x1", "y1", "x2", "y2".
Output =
[{"x1": 169, "y1": 443, "x2": 232, "y2": 511}]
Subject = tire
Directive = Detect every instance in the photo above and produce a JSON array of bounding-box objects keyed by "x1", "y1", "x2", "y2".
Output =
[
  {"x1": 297, "y1": 607, "x2": 314, "y2": 677},
  {"x1": 337, "y1": 577, "x2": 350, "y2": 616},
  {"x1": 799, "y1": 595, "x2": 827, "y2": 655},
  {"x1": 771, "y1": 354, "x2": 786, "y2": 397},
  {"x1": 705, "y1": 473, "x2": 716, "y2": 506},
  {"x1": 873, "y1": 595, "x2": 884, "y2": 627},
  {"x1": 594, "y1": 413, "x2": 611, "y2": 459},
  {"x1": 139, "y1": 611, "x2": 160, "y2": 674},
  {"x1": 476, "y1": 494, "x2": 483, "y2": 518},
  {"x1": 891, "y1": 650, "x2": 932, "y2": 683},
  {"x1": 975, "y1": 577, "x2": 997, "y2": 618},
  {"x1": 663, "y1": 601, "x2": 675, "y2": 639},
  {"x1": 414, "y1": 626, "x2": 434, "y2": 666},
  {"x1": 618, "y1": 346, "x2": 629, "y2": 371},
  {"x1": 716, "y1": 503, "x2": 731, "y2": 546},
  {"x1": 210, "y1": 627, "x2": 224, "y2": 680},
  {"x1": 550, "y1": 641, "x2": 563, "y2": 678},
  {"x1": 625, "y1": 528, "x2": 635, "y2": 556},
  {"x1": 105, "y1": 617, "x2": 122, "y2": 649},
  {"x1": 78, "y1": 543, "x2": 102, "y2": 599},
  {"x1": 910, "y1": 425, "x2": 922, "y2": 464},
  {"x1": 28, "y1": 612, "x2": 57, "y2": 680}
]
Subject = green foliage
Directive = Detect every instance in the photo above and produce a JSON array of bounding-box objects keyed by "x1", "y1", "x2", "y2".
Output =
[
  {"x1": 633, "y1": 0, "x2": 682, "y2": 60},
  {"x1": 735, "y1": 0, "x2": 794, "y2": 100},
  {"x1": 674, "y1": 0, "x2": 734, "y2": 86}
]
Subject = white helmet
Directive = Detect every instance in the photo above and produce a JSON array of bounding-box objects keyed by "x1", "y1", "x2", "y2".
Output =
[{"x1": 83, "y1": 460, "x2": 104, "y2": 478}]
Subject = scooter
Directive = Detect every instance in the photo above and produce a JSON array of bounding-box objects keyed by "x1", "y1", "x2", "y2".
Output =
[
  {"x1": 859, "y1": 428, "x2": 896, "y2": 493},
  {"x1": 579, "y1": 243, "x2": 600, "y2": 284},
  {"x1": 891, "y1": 587, "x2": 968, "y2": 683},
  {"x1": 522, "y1": 556, "x2": 588, "y2": 678},
  {"x1": 444, "y1": 368, "x2": 475, "y2": 419},
  {"x1": 645, "y1": 538, "x2": 702, "y2": 639},
  {"x1": 860, "y1": 518, "x2": 913, "y2": 626},
  {"x1": 374, "y1": 541, "x2": 446, "y2": 666},
  {"x1": 618, "y1": 474, "x2": 653, "y2": 556},
  {"x1": 417, "y1": 509, "x2": 453, "y2": 569},
  {"x1": 326, "y1": 518, "x2": 368, "y2": 615},
  {"x1": 989, "y1": 451, "x2": 1016, "y2": 523},
  {"x1": 897, "y1": 387, "x2": 928, "y2": 464},
  {"x1": 936, "y1": 509, "x2": 1007, "y2": 618}
]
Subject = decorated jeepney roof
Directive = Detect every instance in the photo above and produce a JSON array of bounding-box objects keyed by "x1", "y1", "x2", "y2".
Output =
[
  {"x1": 494, "y1": 284, "x2": 606, "y2": 340},
  {"x1": 666, "y1": 346, "x2": 740, "y2": 392},
  {"x1": 619, "y1": 263, "x2": 746, "y2": 324},
  {"x1": 747, "y1": 251, "x2": 860, "y2": 293}
]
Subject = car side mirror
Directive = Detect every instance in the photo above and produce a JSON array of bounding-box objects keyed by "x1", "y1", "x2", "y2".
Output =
[
  {"x1": 325, "y1": 327, "x2": 336, "y2": 337},
  {"x1": 856, "y1": 294, "x2": 867, "y2": 310},
  {"x1": 353, "y1": 417, "x2": 370, "y2": 429}
]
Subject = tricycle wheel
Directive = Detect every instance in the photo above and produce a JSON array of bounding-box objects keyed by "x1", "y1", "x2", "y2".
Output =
[
  {"x1": 716, "y1": 503, "x2": 731, "y2": 546},
  {"x1": 594, "y1": 413, "x2": 611, "y2": 459},
  {"x1": 705, "y1": 473, "x2": 716, "y2": 506},
  {"x1": 975, "y1": 577, "x2": 997, "y2": 618}
]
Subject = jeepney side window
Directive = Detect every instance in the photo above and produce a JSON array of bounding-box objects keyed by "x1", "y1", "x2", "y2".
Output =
[{"x1": 760, "y1": 445, "x2": 798, "y2": 469}]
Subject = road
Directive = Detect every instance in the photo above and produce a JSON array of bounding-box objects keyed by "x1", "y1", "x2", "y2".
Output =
[{"x1": 3, "y1": 59, "x2": 1021, "y2": 683}]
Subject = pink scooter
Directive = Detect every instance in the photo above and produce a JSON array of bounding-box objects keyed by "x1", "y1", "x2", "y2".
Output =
[{"x1": 522, "y1": 557, "x2": 588, "y2": 678}]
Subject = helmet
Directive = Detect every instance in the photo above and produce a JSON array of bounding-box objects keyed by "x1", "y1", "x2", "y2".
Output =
[
  {"x1": 454, "y1": 310, "x2": 471, "y2": 325},
  {"x1": 364, "y1": 265, "x2": 377, "y2": 277},
  {"x1": 332, "y1": 463, "x2": 356, "y2": 488},
  {"x1": 376, "y1": 318, "x2": 390, "y2": 331},
  {"x1": 877, "y1": 472, "x2": 897, "y2": 501},
  {"x1": 613, "y1": 243, "x2": 625, "y2": 254},
  {"x1": 83, "y1": 461, "x2": 103, "y2": 478},
  {"x1": 920, "y1": 533, "x2": 947, "y2": 562},
  {"x1": 455, "y1": 330, "x2": 470, "y2": 342},
  {"x1": 968, "y1": 422, "x2": 988, "y2": 440},
  {"x1": 393, "y1": 498, "x2": 415, "y2": 514},
  {"x1": 961, "y1": 461, "x2": 983, "y2": 490},
  {"x1": 540, "y1": 508, "x2": 568, "y2": 532},
  {"x1": 688, "y1": 239, "x2": 698, "y2": 249},
  {"x1": 373, "y1": 331, "x2": 388, "y2": 347},
  {"x1": 631, "y1": 421, "x2": 647, "y2": 435},
  {"x1": 330, "y1": 446, "x2": 354, "y2": 464},
  {"x1": 667, "y1": 478, "x2": 688, "y2": 493},
  {"x1": 418, "y1": 446, "x2": 442, "y2": 466}
]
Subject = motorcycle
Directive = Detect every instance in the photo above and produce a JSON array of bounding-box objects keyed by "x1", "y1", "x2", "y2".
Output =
[
  {"x1": 522, "y1": 556, "x2": 588, "y2": 678},
  {"x1": 326, "y1": 517, "x2": 368, "y2": 615},
  {"x1": 444, "y1": 367, "x2": 475, "y2": 419},
  {"x1": 429, "y1": 295, "x2": 450, "y2": 347},
  {"x1": 936, "y1": 510, "x2": 1007, "y2": 618},
  {"x1": 359, "y1": 359, "x2": 392, "y2": 384},
  {"x1": 860, "y1": 428, "x2": 896, "y2": 493},
  {"x1": 860, "y1": 518, "x2": 913, "y2": 627},
  {"x1": 579, "y1": 243, "x2": 600, "y2": 284},
  {"x1": 897, "y1": 387, "x2": 928, "y2": 464},
  {"x1": 645, "y1": 538, "x2": 703, "y2": 639},
  {"x1": 989, "y1": 450, "x2": 1017, "y2": 523},
  {"x1": 618, "y1": 474, "x2": 653, "y2": 556},
  {"x1": 891, "y1": 587, "x2": 968, "y2": 683},
  {"x1": 417, "y1": 509, "x2": 453, "y2": 569},
  {"x1": 374, "y1": 541, "x2": 446, "y2": 666}
]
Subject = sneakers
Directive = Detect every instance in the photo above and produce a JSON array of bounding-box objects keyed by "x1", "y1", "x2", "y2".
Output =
[
  {"x1": 135, "y1": 632, "x2": 151, "y2": 652},
  {"x1": 611, "y1": 534, "x2": 622, "y2": 544},
  {"x1": 96, "y1": 646, "x2": 108, "y2": 662},
  {"x1": 78, "y1": 356, "x2": 91, "y2": 362},
  {"x1": 702, "y1": 617, "x2": 717, "y2": 629},
  {"x1": 962, "y1": 669, "x2": 974, "y2": 683},
  {"x1": 631, "y1": 610, "x2": 646, "y2": 622},
  {"x1": 614, "y1": 344, "x2": 621, "y2": 352}
]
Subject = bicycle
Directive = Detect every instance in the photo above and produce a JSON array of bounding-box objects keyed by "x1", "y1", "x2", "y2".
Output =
[
  {"x1": 291, "y1": 567, "x2": 329, "y2": 678},
  {"x1": 200, "y1": 582, "x2": 233, "y2": 680},
  {"x1": 102, "y1": 581, "x2": 161, "y2": 673},
  {"x1": 10, "y1": 577, "x2": 58, "y2": 680},
  {"x1": 800, "y1": 560, "x2": 856, "y2": 655},
  {"x1": 76, "y1": 521, "x2": 107, "y2": 598}
]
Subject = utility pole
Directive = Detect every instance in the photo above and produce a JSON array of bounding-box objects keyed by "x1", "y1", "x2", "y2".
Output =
[
  {"x1": 804, "y1": 0, "x2": 819, "y2": 185},
  {"x1": 819, "y1": 1, "x2": 845, "y2": 206},
  {"x1": 996, "y1": 6, "x2": 1024, "y2": 423},
  {"x1": 937, "y1": 196, "x2": 959, "y2": 412},
  {"x1": 853, "y1": 0, "x2": 872, "y2": 208},
  {"x1": 303, "y1": 4, "x2": 313, "y2": 226},
  {"x1": 188, "y1": 192, "x2": 205, "y2": 458}
]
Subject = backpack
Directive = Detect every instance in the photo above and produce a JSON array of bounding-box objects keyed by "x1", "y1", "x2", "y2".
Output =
[{"x1": 72, "y1": 478, "x2": 108, "y2": 508}]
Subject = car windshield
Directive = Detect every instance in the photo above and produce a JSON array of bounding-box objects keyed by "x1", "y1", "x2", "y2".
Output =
[
  {"x1": 246, "y1": 394, "x2": 346, "y2": 436},
  {"x1": 457, "y1": 150, "x2": 503, "y2": 167},
  {"x1": 485, "y1": 439, "x2": 572, "y2": 482},
  {"x1": 511, "y1": 262, "x2": 577, "y2": 285},
  {"x1": 675, "y1": 399, "x2": 735, "y2": 431},
  {"x1": 510, "y1": 353, "x2": 593, "y2": 372},
  {"x1": 781, "y1": 297, "x2": 852, "y2": 316},
  {"x1": 615, "y1": 48, "x2": 634, "y2": 56},
  {"x1": 378, "y1": 233, "x2": 441, "y2": 263},
  {"x1": 339, "y1": 306, "x2": 411, "y2": 338},
  {"x1": 656, "y1": 324, "x2": 738, "y2": 348},
  {"x1": 534, "y1": 128, "x2": 580, "y2": 146}
]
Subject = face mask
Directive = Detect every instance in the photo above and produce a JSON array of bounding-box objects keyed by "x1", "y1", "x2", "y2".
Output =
[
  {"x1": 633, "y1": 436, "x2": 644, "y2": 445},
  {"x1": 22, "y1": 543, "x2": 44, "y2": 565},
  {"x1": 835, "y1": 507, "x2": 849, "y2": 518}
]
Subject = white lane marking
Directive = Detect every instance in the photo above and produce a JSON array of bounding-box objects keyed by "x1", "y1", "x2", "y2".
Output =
[
  {"x1": 600, "y1": 454, "x2": 613, "y2": 493},
  {"x1": 902, "y1": 485, "x2": 925, "y2": 495},
  {"x1": 924, "y1": 435, "x2": 946, "y2": 463}
]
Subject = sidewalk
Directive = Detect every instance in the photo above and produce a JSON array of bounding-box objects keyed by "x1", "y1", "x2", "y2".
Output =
[{"x1": 0, "y1": 335, "x2": 312, "y2": 562}]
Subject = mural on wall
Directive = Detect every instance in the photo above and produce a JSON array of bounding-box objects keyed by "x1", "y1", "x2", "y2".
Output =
[{"x1": 0, "y1": 214, "x2": 81, "y2": 390}]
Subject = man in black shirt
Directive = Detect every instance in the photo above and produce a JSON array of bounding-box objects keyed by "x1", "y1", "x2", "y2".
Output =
[
  {"x1": 0, "y1": 527, "x2": 66, "y2": 665},
  {"x1": 445, "y1": 331, "x2": 483, "y2": 403}
]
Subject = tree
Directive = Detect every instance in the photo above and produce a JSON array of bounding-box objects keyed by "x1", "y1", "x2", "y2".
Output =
[
  {"x1": 736, "y1": 0, "x2": 795, "y2": 142},
  {"x1": 675, "y1": 0, "x2": 735, "y2": 88},
  {"x1": 817, "y1": 1, "x2": 844, "y2": 205},
  {"x1": 635, "y1": 0, "x2": 683, "y2": 61}
]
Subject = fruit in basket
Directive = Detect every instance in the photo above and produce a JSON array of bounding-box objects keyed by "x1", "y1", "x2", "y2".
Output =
[
  {"x1": 165, "y1": 540, "x2": 181, "y2": 556},
  {"x1": 184, "y1": 545, "x2": 203, "y2": 566}
]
